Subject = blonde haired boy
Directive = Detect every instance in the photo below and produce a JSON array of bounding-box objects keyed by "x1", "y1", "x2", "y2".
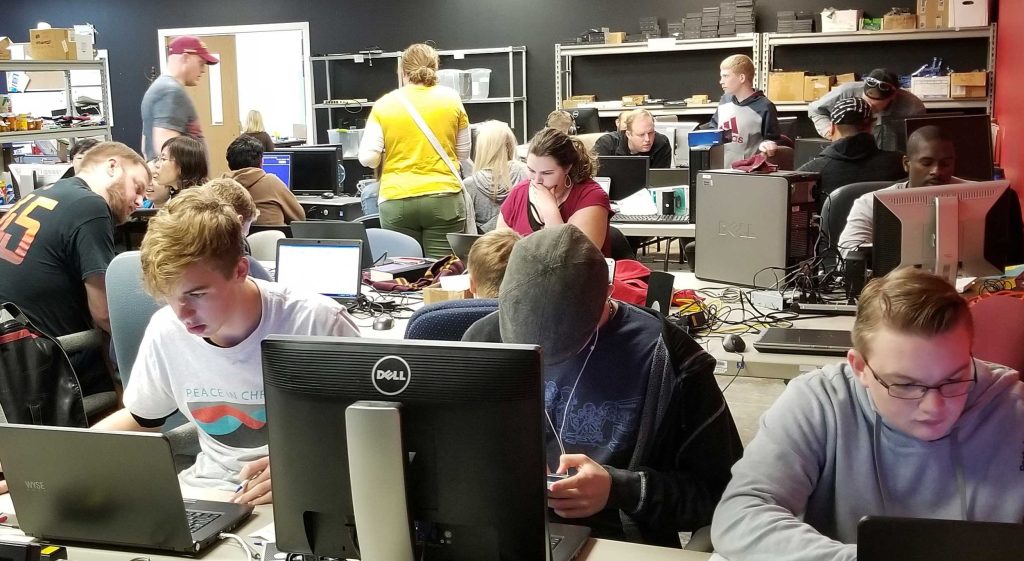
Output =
[
  {"x1": 95, "y1": 189, "x2": 359, "y2": 505},
  {"x1": 467, "y1": 229, "x2": 520, "y2": 297},
  {"x1": 703, "y1": 53, "x2": 781, "y2": 166}
]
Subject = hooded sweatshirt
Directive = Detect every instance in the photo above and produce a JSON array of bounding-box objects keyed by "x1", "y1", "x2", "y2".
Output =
[
  {"x1": 225, "y1": 167, "x2": 305, "y2": 225},
  {"x1": 711, "y1": 360, "x2": 1024, "y2": 561},
  {"x1": 797, "y1": 132, "x2": 906, "y2": 196},
  {"x1": 705, "y1": 90, "x2": 781, "y2": 166},
  {"x1": 463, "y1": 160, "x2": 528, "y2": 232}
]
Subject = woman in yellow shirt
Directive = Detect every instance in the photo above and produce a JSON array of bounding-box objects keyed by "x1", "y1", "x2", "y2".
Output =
[{"x1": 358, "y1": 43, "x2": 471, "y2": 258}]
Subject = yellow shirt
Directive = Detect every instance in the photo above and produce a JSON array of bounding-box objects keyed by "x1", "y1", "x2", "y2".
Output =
[{"x1": 368, "y1": 85, "x2": 469, "y2": 200}]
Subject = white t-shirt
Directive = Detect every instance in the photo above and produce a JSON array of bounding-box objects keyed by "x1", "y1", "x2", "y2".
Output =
[{"x1": 124, "y1": 278, "x2": 360, "y2": 490}]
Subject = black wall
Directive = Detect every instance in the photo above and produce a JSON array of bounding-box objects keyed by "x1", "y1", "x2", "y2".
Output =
[{"x1": 8, "y1": 0, "x2": 964, "y2": 146}]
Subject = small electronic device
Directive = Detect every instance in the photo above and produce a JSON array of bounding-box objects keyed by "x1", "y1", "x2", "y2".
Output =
[
  {"x1": 372, "y1": 315, "x2": 395, "y2": 331},
  {"x1": 858, "y1": 516, "x2": 1024, "y2": 561},
  {"x1": 275, "y1": 238, "x2": 363, "y2": 305},
  {"x1": 605, "y1": 257, "x2": 616, "y2": 284},
  {"x1": 565, "y1": 107, "x2": 600, "y2": 134},
  {"x1": 645, "y1": 271, "x2": 675, "y2": 313},
  {"x1": 753, "y1": 328, "x2": 852, "y2": 356},
  {"x1": 321, "y1": 192, "x2": 335, "y2": 199},
  {"x1": 722, "y1": 334, "x2": 746, "y2": 353}
]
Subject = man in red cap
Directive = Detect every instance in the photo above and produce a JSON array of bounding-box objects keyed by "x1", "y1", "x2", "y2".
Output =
[{"x1": 140, "y1": 35, "x2": 219, "y2": 160}]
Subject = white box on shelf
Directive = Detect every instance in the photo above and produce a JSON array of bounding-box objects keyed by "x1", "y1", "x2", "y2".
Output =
[
  {"x1": 950, "y1": 0, "x2": 989, "y2": 28},
  {"x1": 911, "y1": 76, "x2": 951, "y2": 100},
  {"x1": 821, "y1": 9, "x2": 862, "y2": 32}
]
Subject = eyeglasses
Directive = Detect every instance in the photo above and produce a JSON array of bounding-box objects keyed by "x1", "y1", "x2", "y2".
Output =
[
  {"x1": 863, "y1": 357, "x2": 977, "y2": 400},
  {"x1": 864, "y1": 76, "x2": 896, "y2": 93}
]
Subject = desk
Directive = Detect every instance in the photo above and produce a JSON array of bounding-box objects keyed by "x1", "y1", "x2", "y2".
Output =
[
  {"x1": 0, "y1": 490, "x2": 708, "y2": 561},
  {"x1": 296, "y1": 195, "x2": 362, "y2": 221},
  {"x1": 612, "y1": 222, "x2": 695, "y2": 238}
]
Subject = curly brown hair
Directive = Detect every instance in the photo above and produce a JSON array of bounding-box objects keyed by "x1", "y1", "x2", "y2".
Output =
[{"x1": 526, "y1": 127, "x2": 597, "y2": 185}]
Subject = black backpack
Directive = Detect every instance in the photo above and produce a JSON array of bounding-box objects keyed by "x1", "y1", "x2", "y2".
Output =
[{"x1": 0, "y1": 302, "x2": 87, "y2": 427}]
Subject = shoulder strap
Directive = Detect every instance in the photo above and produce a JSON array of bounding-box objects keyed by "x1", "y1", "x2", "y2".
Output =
[{"x1": 395, "y1": 90, "x2": 463, "y2": 184}]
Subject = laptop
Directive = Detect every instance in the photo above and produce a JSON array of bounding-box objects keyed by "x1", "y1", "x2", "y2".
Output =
[
  {"x1": 753, "y1": 327, "x2": 852, "y2": 357},
  {"x1": 858, "y1": 516, "x2": 1024, "y2": 561},
  {"x1": 275, "y1": 238, "x2": 363, "y2": 306},
  {"x1": 597, "y1": 155, "x2": 650, "y2": 202},
  {"x1": 446, "y1": 232, "x2": 482, "y2": 264},
  {"x1": 0, "y1": 424, "x2": 253, "y2": 554},
  {"x1": 648, "y1": 167, "x2": 688, "y2": 189},
  {"x1": 290, "y1": 220, "x2": 374, "y2": 269}
]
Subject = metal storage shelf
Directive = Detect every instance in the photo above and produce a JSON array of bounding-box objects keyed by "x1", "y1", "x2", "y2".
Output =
[
  {"x1": 774, "y1": 98, "x2": 989, "y2": 112},
  {"x1": 0, "y1": 59, "x2": 112, "y2": 144},
  {"x1": 310, "y1": 46, "x2": 528, "y2": 141}
]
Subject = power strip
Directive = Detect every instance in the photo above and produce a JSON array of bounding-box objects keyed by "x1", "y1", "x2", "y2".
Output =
[{"x1": 747, "y1": 289, "x2": 800, "y2": 312}]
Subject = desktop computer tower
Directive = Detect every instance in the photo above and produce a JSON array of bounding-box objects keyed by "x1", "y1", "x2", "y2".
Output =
[
  {"x1": 694, "y1": 170, "x2": 819, "y2": 286},
  {"x1": 687, "y1": 144, "x2": 725, "y2": 223}
]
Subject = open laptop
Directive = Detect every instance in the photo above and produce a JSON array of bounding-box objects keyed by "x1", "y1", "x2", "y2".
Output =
[
  {"x1": 753, "y1": 327, "x2": 852, "y2": 357},
  {"x1": 275, "y1": 238, "x2": 363, "y2": 306},
  {"x1": 290, "y1": 220, "x2": 374, "y2": 269},
  {"x1": 446, "y1": 232, "x2": 482, "y2": 264},
  {"x1": 0, "y1": 424, "x2": 253, "y2": 554},
  {"x1": 597, "y1": 155, "x2": 649, "y2": 202},
  {"x1": 858, "y1": 516, "x2": 1024, "y2": 561}
]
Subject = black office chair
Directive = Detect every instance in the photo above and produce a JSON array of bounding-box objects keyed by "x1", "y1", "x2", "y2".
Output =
[
  {"x1": 354, "y1": 213, "x2": 381, "y2": 229},
  {"x1": 608, "y1": 226, "x2": 636, "y2": 261},
  {"x1": 819, "y1": 180, "x2": 893, "y2": 267}
]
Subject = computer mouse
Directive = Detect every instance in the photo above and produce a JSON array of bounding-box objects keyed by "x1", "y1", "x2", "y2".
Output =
[
  {"x1": 722, "y1": 334, "x2": 746, "y2": 353},
  {"x1": 321, "y1": 192, "x2": 335, "y2": 199},
  {"x1": 373, "y1": 315, "x2": 395, "y2": 331}
]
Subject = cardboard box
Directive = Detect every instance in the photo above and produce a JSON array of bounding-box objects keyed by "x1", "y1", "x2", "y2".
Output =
[
  {"x1": 821, "y1": 9, "x2": 862, "y2": 32},
  {"x1": 28, "y1": 28, "x2": 73, "y2": 60},
  {"x1": 804, "y1": 75, "x2": 836, "y2": 101},
  {"x1": 0, "y1": 37, "x2": 11, "y2": 60},
  {"x1": 605, "y1": 32, "x2": 627, "y2": 44},
  {"x1": 622, "y1": 94, "x2": 647, "y2": 106},
  {"x1": 950, "y1": 0, "x2": 988, "y2": 27},
  {"x1": 918, "y1": 0, "x2": 951, "y2": 29},
  {"x1": 950, "y1": 71, "x2": 987, "y2": 98},
  {"x1": 910, "y1": 76, "x2": 951, "y2": 100},
  {"x1": 562, "y1": 95, "x2": 596, "y2": 109},
  {"x1": 422, "y1": 287, "x2": 471, "y2": 305},
  {"x1": 883, "y1": 13, "x2": 919, "y2": 30},
  {"x1": 835, "y1": 73, "x2": 857, "y2": 86},
  {"x1": 767, "y1": 71, "x2": 806, "y2": 103}
]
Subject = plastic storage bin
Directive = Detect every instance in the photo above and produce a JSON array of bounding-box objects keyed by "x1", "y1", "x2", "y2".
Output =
[
  {"x1": 437, "y1": 69, "x2": 472, "y2": 100},
  {"x1": 328, "y1": 129, "x2": 363, "y2": 158},
  {"x1": 469, "y1": 68, "x2": 491, "y2": 99}
]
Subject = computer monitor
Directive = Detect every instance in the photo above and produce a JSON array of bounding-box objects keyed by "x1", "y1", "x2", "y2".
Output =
[
  {"x1": 274, "y1": 238, "x2": 363, "y2": 302},
  {"x1": 261, "y1": 153, "x2": 292, "y2": 189},
  {"x1": 565, "y1": 107, "x2": 600, "y2": 134},
  {"x1": 597, "y1": 155, "x2": 649, "y2": 201},
  {"x1": 652, "y1": 122, "x2": 699, "y2": 168},
  {"x1": 905, "y1": 114, "x2": 993, "y2": 181},
  {"x1": 262, "y1": 337, "x2": 570, "y2": 561},
  {"x1": 289, "y1": 220, "x2": 374, "y2": 270},
  {"x1": 262, "y1": 147, "x2": 343, "y2": 196},
  {"x1": 872, "y1": 180, "x2": 1024, "y2": 283}
]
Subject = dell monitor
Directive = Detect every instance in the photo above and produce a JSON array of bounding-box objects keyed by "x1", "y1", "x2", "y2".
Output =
[
  {"x1": 565, "y1": 107, "x2": 600, "y2": 134},
  {"x1": 597, "y1": 155, "x2": 649, "y2": 201},
  {"x1": 262, "y1": 337, "x2": 590, "y2": 561},
  {"x1": 262, "y1": 147, "x2": 343, "y2": 196},
  {"x1": 905, "y1": 114, "x2": 993, "y2": 181},
  {"x1": 872, "y1": 180, "x2": 1024, "y2": 283},
  {"x1": 261, "y1": 153, "x2": 292, "y2": 188}
]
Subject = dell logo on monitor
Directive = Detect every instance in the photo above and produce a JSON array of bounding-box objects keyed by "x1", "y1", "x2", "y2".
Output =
[{"x1": 371, "y1": 356, "x2": 412, "y2": 395}]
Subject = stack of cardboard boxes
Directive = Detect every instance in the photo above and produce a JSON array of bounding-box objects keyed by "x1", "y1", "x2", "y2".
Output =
[
  {"x1": 5, "y1": 26, "x2": 95, "y2": 61},
  {"x1": 917, "y1": 0, "x2": 989, "y2": 29}
]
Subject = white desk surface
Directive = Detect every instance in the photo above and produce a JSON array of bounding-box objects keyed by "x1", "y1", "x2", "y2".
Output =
[
  {"x1": 0, "y1": 489, "x2": 708, "y2": 561},
  {"x1": 612, "y1": 222, "x2": 695, "y2": 237},
  {"x1": 294, "y1": 195, "x2": 361, "y2": 207}
]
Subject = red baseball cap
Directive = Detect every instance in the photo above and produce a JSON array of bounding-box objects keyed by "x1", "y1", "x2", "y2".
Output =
[{"x1": 167, "y1": 36, "x2": 219, "y2": 65}]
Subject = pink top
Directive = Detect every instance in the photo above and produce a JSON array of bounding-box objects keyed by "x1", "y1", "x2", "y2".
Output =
[{"x1": 499, "y1": 178, "x2": 613, "y2": 256}]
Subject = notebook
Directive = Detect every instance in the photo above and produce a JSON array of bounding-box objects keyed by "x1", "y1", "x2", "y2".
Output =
[
  {"x1": 753, "y1": 328, "x2": 853, "y2": 357},
  {"x1": 0, "y1": 425, "x2": 253, "y2": 554},
  {"x1": 275, "y1": 238, "x2": 363, "y2": 305}
]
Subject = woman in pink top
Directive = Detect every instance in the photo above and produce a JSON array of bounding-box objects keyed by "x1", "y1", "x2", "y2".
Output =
[{"x1": 497, "y1": 128, "x2": 612, "y2": 255}]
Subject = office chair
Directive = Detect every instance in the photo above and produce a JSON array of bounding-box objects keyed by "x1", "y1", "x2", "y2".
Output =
[
  {"x1": 106, "y1": 251, "x2": 198, "y2": 467},
  {"x1": 608, "y1": 226, "x2": 637, "y2": 260},
  {"x1": 405, "y1": 299, "x2": 498, "y2": 341},
  {"x1": 366, "y1": 228, "x2": 423, "y2": 261},
  {"x1": 969, "y1": 294, "x2": 1024, "y2": 374},
  {"x1": 247, "y1": 224, "x2": 292, "y2": 237},
  {"x1": 246, "y1": 230, "x2": 286, "y2": 262},
  {"x1": 354, "y1": 213, "x2": 381, "y2": 229},
  {"x1": 819, "y1": 180, "x2": 894, "y2": 254},
  {"x1": 575, "y1": 132, "x2": 606, "y2": 154}
]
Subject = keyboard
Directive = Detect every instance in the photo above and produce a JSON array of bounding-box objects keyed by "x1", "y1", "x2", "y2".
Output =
[
  {"x1": 186, "y1": 509, "x2": 223, "y2": 534},
  {"x1": 611, "y1": 214, "x2": 690, "y2": 224}
]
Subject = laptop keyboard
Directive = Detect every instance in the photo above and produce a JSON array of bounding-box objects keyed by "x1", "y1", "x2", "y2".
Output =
[
  {"x1": 611, "y1": 214, "x2": 690, "y2": 224},
  {"x1": 186, "y1": 509, "x2": 223, "y2": 534}
]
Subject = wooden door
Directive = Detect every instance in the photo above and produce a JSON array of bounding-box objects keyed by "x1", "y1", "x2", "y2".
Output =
[{"x1": 163, "y1": 34, "x2": 239, "y2": 177}]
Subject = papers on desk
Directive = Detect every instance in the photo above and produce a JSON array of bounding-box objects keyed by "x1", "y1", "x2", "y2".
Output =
[{"x1": 616, "y1": 188, "x2": 659, "y2": 215}]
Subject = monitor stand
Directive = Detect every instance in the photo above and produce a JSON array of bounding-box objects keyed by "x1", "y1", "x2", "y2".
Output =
[{"x1": 934, "y1": 196, "x2": 959, "y2": 285}]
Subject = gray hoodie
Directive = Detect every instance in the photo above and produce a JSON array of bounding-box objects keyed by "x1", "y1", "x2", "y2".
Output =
[
  {"x1": 464, "y1": 160, "x2": 528, "y2": 232},
  {"x1": 711, "y1": 360, "x2": 1024, "y2": 561}
]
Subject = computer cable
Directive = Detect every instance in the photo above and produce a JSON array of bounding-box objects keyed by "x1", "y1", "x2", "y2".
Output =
[
  {"x1": 544, "y1": 327, "x2": 599, "y2": 474},
  {"x1": 721, "y1": 353, "x2": 746, "y2": 393},
  {"x1": 217, "y1": 532, "x2": 257, "y2": 560}
]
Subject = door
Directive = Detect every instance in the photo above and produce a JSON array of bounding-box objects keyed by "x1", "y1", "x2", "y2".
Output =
[{"x1": 163, "y1": 34, "x2": 239, "y2": 177}]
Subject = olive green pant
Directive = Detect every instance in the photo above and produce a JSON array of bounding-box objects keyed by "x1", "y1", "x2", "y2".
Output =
[{"x1": 379, "y1": 192, "x2": 467, "y2": 258}]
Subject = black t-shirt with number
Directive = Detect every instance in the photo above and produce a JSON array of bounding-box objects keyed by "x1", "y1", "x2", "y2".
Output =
[{"x1": 0, "y1": 177, "x2": 115, "y2": 395}]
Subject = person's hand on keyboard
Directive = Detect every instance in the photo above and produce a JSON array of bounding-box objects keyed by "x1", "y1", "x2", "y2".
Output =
[
  {"x1": 231, "y1": 456, "x2": 272, "y2": 505},
  {"x1": 546, "y1": 454, "x2": 611, "y2": 518}
]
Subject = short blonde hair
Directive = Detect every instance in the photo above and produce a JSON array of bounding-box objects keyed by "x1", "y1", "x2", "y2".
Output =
[
  {"x1": 624, "y1": 109, "x2": 654, "y2": 133},
  {"x1": 852, "y1": 267, "x2": 973, "y2": 356},
  {"x1": 468, "y1": 229, "x2": 521, "y2": 298},
  {"x1": 141, "y1": 189, "x2": 244, "y2": 298},
  {"x1": 400, "y1": 43, "x2": 439, "y2": 86},
  {"x1": 472, "y1": 121, "x2": 517, "y2": 200},
  {"x1": 545, "y1": 110, "x2": 574, "y2": 134},
  {"x1": 721, "y1": 54, "x2": 755, "y2": 85},
  {"x1": 243, "y1": 110, "x2": 265, "y2": 133},
  {"x1": 80, "y1": 141, "x2": 147, "y2": 172},
  {"x1": 203, "y1": 178, "x2": 257, "y2": 224}
]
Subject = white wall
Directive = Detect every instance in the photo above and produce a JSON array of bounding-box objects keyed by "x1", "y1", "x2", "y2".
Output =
[{"x1": 235, "y1": 30, "x2": 305, "y2": 139}]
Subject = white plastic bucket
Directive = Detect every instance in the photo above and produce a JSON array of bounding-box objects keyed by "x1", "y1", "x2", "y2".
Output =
[
  {"x1": 469, "y1": 68, "x2": 491, "y2": 99},
  {"x1": 328, "y1": 129, "x2": 363, "y2": 157}
]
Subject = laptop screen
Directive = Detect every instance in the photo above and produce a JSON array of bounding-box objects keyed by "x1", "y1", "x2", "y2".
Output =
[
  {"x1": 262, "y1": 154, "x2": 292, "y2": 189},
  {"x1": 597, "y1": 156, "x2": 649, "y2": 201},
  {"x1": 275, "y1": 240, "x2": 362, "y2": 300}
]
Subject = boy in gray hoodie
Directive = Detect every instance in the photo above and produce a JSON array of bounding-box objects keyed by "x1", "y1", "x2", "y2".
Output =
[{"x1": 712, "y1": 267, "x2": 1024, "y2": 561}]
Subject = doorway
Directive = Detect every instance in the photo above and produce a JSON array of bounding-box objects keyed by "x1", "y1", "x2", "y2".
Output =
[{"x1": 157, "y1": 23, "x2": 313, "y2": 177}]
